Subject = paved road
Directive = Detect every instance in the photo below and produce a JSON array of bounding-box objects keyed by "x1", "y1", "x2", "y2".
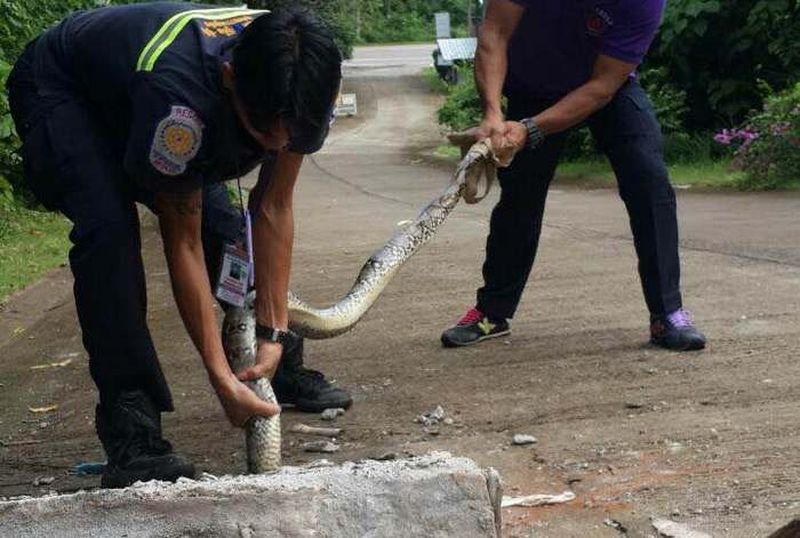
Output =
[
  {"x1": 343, "y1": 43, "x2": 435, "y2": 78},
  {"x1": 1, "y1": 45, "x2": 798, "y2": 537}
]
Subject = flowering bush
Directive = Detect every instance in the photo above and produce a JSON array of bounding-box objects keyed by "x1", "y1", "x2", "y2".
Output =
[{"x1": 715, "y1": 83, "x2": 800, "y2": 190}]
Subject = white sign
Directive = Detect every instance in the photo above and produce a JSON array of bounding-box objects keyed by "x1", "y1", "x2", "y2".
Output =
[
  {"x1": 334, "y1": 93, "x2": 358, "y2": 117},
  {"x1": 435, "y1": 12, "x2": 451, "y2": 39}
]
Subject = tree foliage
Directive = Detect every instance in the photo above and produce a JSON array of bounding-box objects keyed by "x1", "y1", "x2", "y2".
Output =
[{"x1": 649, "y1": 0, "x2": 800, "y2": 129}]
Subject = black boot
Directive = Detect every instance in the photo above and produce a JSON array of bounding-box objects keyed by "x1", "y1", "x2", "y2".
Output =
[
  {"x1": 272, "y1": 333, "x2": 353, "y2": 412},
  {"x1": 96, "y1": 390, "x2": 195, "y2": 488}
]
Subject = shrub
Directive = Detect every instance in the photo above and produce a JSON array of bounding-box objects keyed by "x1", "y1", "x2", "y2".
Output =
[
  {"x1": 651, "y1": 0, "x2": 800, "y2": 130},
  {"x1": 715, "y1": 83, "x2": 800, "y2": 190},
  {"x1": 436, "y1": 70, "x2": 483, "y2": 132}
]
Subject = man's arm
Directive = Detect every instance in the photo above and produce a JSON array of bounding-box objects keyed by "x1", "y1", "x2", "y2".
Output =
[
  {"x1": 235, "y1": 151, "x2": 303, "y2": 382},
  {"x1": 501, "y1": 54, "x2": 639, "y2": 154},
  {"x1": 532, "y1": 54, "x2": 636, "y2": 135},
  {"x1": 475, "y1": 0, "x2": 525, "y2": 139},
  {"x1": 155, "y1": 189, "x2": 280, "y2": 425}
]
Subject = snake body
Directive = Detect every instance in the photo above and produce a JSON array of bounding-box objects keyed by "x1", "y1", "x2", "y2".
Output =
[
  {"x1": 221, "y1": 141, "x2": 496, "y2": 473},
  {"x1": 221, "y1": 298, "x2": 282, "y2": 473}
]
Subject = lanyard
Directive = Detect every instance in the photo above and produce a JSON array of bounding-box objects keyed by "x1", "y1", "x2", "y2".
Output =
[{"x1": 236, "y1": 178, "x2": 255, "y2": 287}]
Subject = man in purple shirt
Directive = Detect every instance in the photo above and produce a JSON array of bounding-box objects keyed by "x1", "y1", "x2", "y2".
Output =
[{"x1": 441, "y1": 0, "x2": 706, "y2": 351}]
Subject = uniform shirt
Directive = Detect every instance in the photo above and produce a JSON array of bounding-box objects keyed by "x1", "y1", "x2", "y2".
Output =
[
  {"x1": 33, "y1": 2, "x2": 330, "y2": 193},
  {"x1": 505, "y1": 0, "x2": 666, "y2": 99}
]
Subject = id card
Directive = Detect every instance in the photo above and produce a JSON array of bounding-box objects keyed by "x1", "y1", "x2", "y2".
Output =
[{"x1": 215, "y1": 241, "x2": 250, "y2": 307}]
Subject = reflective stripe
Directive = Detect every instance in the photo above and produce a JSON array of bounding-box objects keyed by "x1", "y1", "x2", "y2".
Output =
[{"x1": 136, "y1": 7, "x2": 268, "y2": 72}]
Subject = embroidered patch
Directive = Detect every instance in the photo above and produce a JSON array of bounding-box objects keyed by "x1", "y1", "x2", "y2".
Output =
[
  {"x1": 200, "y1": 15, "x2": 255, "y2": 38},
  {"x1": 586, "y1": 7, "x2": 613, "y2": 37},
  {"x1": 150, "y1": 106, "x2": 204, "y2": 176}
]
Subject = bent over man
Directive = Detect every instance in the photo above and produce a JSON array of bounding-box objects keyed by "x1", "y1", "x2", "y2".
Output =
[
  {"x1": 441, "y1": 0, "x2": 706, "y2": 351},
  {"x1": 8, "y1": 3, "x2": 350, "y2": 488}
]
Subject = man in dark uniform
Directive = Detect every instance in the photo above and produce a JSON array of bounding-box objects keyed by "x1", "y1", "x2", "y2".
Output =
[
  {"x1": 441, "y1": 0, "x2": 707, "y2": 351},
  {"x1": 7, "y1": 3, "x2": 351, "y2": 488}
]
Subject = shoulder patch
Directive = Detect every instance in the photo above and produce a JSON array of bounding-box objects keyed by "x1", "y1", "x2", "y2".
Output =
[{"x1": 150, "y1": 106, "x2": 204, "y2": 176}]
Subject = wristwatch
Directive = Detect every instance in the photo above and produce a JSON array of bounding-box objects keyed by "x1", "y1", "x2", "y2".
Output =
[
  {"x1": 520, "y1": 117, "x2": 546, "y2": 149},
  {"x1": 255, "y1": 323, "x2": 291, "y2": 346}
]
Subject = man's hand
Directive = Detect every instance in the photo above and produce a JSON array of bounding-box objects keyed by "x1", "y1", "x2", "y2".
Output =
[
  {"x1": 500, "y1": 120, "x2": 528, "y2": 154},
  {"x1": 213, "y1": 373, "x2": 281, "y2": 427},
  {"x1": 236, "y1": 341, "x2": 282, "y2": 382},
  {"x1": 477, "y1": 113, "x2": 508, "y2": 142}
]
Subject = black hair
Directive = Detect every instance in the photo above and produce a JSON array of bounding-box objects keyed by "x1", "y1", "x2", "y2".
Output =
[{"x1": 233, "y1": 6, "x2": 342, "y2": 139}]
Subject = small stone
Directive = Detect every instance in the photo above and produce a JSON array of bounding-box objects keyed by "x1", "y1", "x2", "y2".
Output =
[
  {"x1": 625, "y1": 402, "x2": 644, "y2": 409},
  {"x1": 423, "y1": 427, "x2": 440, "y2": 436},
  {"x1": 33, "y1": 476, "x2": 55, "y2": 487},
  {"x1": 303, "y1": 441, "x2": 339, "y2": 453},
  {"x1": 667, "y1": 442, "x2": 685, "y2": 454},
  {"x1": 415, "y1": 405, "x2": 446, "y2": 427},
  {"x1": 443, "y1": 417, "x2": 454, "y2": 426},
  {"x1": 373, "y1": 452, "x2": 399, "y2": 461},
  {"x1": 320, "y1": 408, "x2": 345, "y2": 421},
  {"x1": 512, "y1": 434, "x2": 537, "y2": 446}
]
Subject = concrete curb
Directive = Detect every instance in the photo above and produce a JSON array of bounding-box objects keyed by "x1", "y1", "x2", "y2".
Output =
[{"x1": 0, "y1": 452, "x2": 502, "y2": 538}]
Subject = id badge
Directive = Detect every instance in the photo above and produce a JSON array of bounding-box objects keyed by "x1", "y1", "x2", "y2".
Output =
[{"x1": 215, "y1": 241, "x2": 250, "y2": 307}]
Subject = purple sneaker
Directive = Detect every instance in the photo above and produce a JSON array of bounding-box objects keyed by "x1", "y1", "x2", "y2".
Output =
[{"x1": 650, "y1": 309, "x2": 706, "y2": 351}]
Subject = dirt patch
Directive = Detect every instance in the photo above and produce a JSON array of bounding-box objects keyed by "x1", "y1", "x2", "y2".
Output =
[{"x1": 1, "y1": 49, "x2": 799, "y2": 538}]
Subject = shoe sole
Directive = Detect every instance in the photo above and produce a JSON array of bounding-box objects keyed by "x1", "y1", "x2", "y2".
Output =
[
  {"x1": 290, "y1": 397, "x2": 354, "y2": 413},
  {"x1": 441, "y1": 329, "x2": 511, "y2": 348},
  {"x1": 650, "y1": 337, "x2": 706, "y2": 352},
  {"x1": 101, "y1": 461, "x2": 196, "y2": 489}
]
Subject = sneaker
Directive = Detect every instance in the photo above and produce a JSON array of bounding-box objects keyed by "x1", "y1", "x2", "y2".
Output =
[
  {"x1": 650, "y1": 309, "x2": 706, "y2": 351},
  {"x1": 441, "y1": 307, "x2": 510, "y2": 348},
  {"x1": 96, "y1": 391, "x2": 195, "y2": 489},
  {"x1": 272, "y1": 333, "x2": 353, "y2": 412}
]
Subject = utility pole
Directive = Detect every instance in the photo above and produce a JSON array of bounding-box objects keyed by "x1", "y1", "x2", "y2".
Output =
[{"x1": 467, "y1": 0, "x2": 474, "y2": 36}]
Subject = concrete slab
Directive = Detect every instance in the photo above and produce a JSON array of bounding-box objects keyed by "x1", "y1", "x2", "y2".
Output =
[{"x1": 0, "y1": 452, "x2": 502, "y2": 538}]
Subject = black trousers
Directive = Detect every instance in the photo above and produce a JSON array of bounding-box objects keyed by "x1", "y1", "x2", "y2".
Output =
[
  {"x1": 8, "y1": 42, "x2": 251, "y2": 412},
  {"x1": 477, "y1": 81, "x2": 683, "y2": 320}
]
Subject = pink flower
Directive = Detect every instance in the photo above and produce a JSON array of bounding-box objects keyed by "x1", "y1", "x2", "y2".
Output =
[{"x1": 714, "y1": 129, "x2": 734, "y2": 145}]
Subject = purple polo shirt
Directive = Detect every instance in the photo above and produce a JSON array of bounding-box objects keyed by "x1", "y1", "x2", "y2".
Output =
[{"x1": 505, "y1": 0, "x2": 666, "y2": 98}]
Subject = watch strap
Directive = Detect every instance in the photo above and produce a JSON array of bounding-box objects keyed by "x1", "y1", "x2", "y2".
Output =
[
  {"x1": 255, "y1": 324, "x2": 290, "y2": 345},
  {"x1": 520, "y1": 117, "x2": 545, "y2": 149}
]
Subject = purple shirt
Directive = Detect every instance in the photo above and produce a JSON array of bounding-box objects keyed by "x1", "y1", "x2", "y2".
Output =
[{"x1": 505, "y1": 0, "x2": 666, "y2": 98}]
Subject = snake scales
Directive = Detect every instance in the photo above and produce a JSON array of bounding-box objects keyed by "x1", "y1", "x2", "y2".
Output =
[{"x1": 222, "y1": 140, "x2": 500, "y2": 473}]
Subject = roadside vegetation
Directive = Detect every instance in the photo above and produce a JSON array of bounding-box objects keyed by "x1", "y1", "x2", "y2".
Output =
[
  {"x1": 432, "y1": 0, "x2": 800, "y2": 191},
  {"x1": 1, "y1": 0, "x2": 798, "y2": 300}
]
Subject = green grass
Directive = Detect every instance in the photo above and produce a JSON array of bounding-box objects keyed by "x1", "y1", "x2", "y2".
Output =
[
  {"x1": 422, "y1": 67, "x2": 449, "y2": 95},
  {"x1": 0, "y1": 205, "x2": 70, "y2": 303},
  {"x1": 556, "y1": 158, "x2": 752, "y2": 189},
  {"x1": 433, "y1": 144, "x2": 462, "y2": 160},
  {"x1": 430, "y1": 145, "x2": 772, "y2": 190}
]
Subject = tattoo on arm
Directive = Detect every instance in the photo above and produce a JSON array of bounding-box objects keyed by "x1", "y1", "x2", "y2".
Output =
[{"x1": 158, "y1": 190, "x2": 202, "y2": 216}]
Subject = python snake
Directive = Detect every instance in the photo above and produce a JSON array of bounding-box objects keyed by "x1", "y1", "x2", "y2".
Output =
[{"x1": 222, "y1": 140, "x2": 499, "y2": 473}]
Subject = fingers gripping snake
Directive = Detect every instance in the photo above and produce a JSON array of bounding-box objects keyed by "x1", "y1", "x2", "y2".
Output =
[{"x1": 222, "y1": 140, "x2": 502, "y2": 473}]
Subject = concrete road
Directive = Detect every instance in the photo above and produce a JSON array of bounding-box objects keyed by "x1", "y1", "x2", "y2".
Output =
[
  {"x1": 1, "y1": 45, "x2": 799, "y2": 537},
  {"x1": 343, "y1": 43, "x2": 435, "y2": 78}
]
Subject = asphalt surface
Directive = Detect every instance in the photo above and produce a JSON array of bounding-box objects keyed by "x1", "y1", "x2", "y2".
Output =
[{"x1": 1, "y1": 45, "x2": 799, "y2": 537}]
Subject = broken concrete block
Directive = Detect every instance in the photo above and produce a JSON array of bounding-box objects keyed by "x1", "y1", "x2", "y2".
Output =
[
  {"x1": 0, "y1": 452, "x2": 502, "y2": 538},
  {"x1": 652, "y1": 518, "x2": 712, "y2": 538},
  {"x1": 768, "y1": 519, "x2": 800, "y2": 538}
]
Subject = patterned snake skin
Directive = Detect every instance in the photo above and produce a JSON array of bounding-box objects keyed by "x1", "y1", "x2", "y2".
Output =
[
  {"x1": 221, "y1": 141, "x2": 497, "y2": 473},
  {"x1": 221, "y1": 297, "x2": 282, "y2": 473}
]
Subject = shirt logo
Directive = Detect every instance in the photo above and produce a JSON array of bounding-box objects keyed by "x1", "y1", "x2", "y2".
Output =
[
  {"x1": 200, "y1": 15, "x2": 255, "y2": 38},
  {"x1": 586, "y1": 7, "x2": 614, "y2": 37},
  {"x1": 150, "y1": 106, "x2": 204, "y2": 177}
]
